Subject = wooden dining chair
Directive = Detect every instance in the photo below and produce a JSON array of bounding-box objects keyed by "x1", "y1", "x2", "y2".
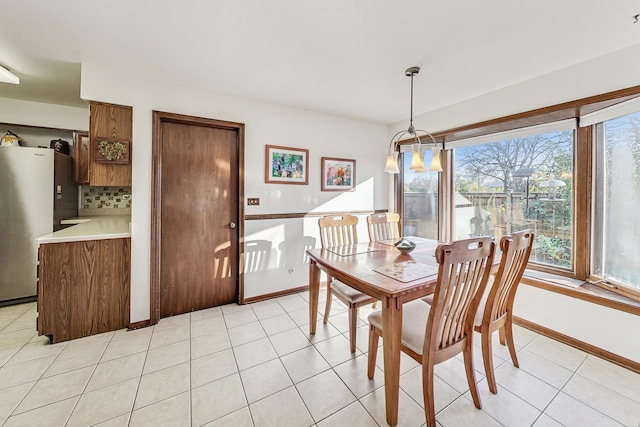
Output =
[
  {"x1": 318, "y1": 214, "x2": 377, "y2": 353},
  {"x1": 366, "y1": 212, "x2": 401, "y2": 242},
  {"x1": 367, "y1": 237, "x2": 496, "y2": 427},
  {"x1": 473, "y1": 229, "x2": 534, "y2": 394}
]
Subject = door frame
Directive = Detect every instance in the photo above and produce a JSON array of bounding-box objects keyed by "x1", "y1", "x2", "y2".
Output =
[{"x1": 150, "y1": 110, "x2": 245, "y2": 325}]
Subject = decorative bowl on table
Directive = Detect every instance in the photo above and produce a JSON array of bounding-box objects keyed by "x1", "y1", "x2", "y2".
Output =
[{"x1": 394, "y1": 238, "x2": 416, "y2": 254}]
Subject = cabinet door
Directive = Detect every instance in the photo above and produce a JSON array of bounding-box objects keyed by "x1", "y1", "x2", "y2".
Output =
[
  {"x1": 38, "y1": 238, "x2": 131, "y2": 343},
  {"x1": 89, "y1": 102, "x2": 133, "y2": 186},
  {"x1": 73, "y1": 131, "x2": 90, "y2": 184},
  {"x1": 38, "y1": 243, "x2": 71, "y2": 342}
]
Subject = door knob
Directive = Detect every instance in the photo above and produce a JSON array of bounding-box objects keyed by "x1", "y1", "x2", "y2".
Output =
[{"x1": 229, "y1": 222, "x2": 236, "y2": 229}]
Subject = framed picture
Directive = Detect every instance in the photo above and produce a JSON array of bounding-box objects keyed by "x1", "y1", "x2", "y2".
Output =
[
  {"x1": 265, "y1": 145, "x2": 309, "y2": 185},
  {"x1": 321, "y1": 157, "x2": 356, "y2": 191}
]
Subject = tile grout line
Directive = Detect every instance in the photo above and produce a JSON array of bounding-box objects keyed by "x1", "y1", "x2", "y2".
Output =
[{"x1": 63, "y1": 331, "x2": 116, "y2": 427}]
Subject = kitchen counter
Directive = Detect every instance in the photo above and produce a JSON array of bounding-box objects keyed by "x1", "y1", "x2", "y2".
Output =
[{"x1": 36, "y1": 215, "x2": 131, "y2": 244}]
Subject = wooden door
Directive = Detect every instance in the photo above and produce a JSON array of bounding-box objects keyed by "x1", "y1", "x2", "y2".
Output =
[{"x1": 152, "y1": 112, "x2": 244, "y2": 320}]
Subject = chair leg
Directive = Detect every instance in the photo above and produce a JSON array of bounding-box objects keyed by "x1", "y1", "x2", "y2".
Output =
[
  {"x1": 504, "y1": 318, "x2": 520, "y2": 368},
  {"x1": 348, "y1": 304, "x2": 357, "y2": 353},
  {"x1": 463, "y1": 342, "x2": 482, "y2": 409},
  {"x1": 482, "y1": 329, "x2": 498, "y2": 394},
  {"x1": 367, "y1": 324, "x2": 379, "y2": 379},
  {"x1": 323, "y1": 279, "x2": 333, "y2": 324},
  {"x1": 498, "y1": 325, "x2": 506, "y2": 346},
  {"x1": 422, "y1": 360, "x2": 436, "y2": 427}
]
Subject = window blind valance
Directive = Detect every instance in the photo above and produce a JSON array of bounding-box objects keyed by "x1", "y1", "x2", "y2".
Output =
[
  {"x1": 443, "y1": 119, "x2": 577, "y2": 149},
  {"x1": 579, "y1": 95, "x2": 640, "y2": 127}
]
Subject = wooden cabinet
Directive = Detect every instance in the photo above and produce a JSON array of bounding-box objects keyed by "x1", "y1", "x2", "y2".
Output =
[
  {"x1": 89, "y1": 101, "x2": 133, "y2": 186},
  {"x1": 37, "y1": 238, "x2": 131, "y2": 343},
  {"x1": 73, "y1": 131, "x2": 89, "y2": 184}
]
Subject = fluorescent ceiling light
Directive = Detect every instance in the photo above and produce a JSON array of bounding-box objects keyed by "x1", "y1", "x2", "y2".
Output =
[{"x1": 0, "y1": 65, "x2": 19, "y2": 84}]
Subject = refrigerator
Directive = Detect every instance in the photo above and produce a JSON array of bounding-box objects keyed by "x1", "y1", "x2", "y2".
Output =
[{"x1": 0, "y1": 146, "x2": 78, "y2": 303}]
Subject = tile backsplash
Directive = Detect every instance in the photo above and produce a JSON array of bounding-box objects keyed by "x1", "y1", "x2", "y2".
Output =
[{"x1": 82, "y1": 186, "x2": 131, "y2": 209}]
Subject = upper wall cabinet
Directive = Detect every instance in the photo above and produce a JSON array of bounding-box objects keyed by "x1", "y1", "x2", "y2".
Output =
[
  {"x1": 73, "y1": 131, "x2": 89, "y2": 184},
  {"x1": 89, "y1": 101, "x2": 133, "y2": 187}
]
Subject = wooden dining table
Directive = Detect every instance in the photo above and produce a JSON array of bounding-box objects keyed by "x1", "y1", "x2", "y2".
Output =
[{"x1": 306, "y1": 237, "x2": 441, "y2": 427}]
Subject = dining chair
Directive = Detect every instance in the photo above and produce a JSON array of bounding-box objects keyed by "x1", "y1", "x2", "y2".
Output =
[
  {"x1": 318, "y1": 214, "x2": 377, "y2": 353},
  {"x1": 367, "y1": 237, "x2": 496, "y2": 427},
  {"x1": 473, "y1": 229, "x2": 534, "y2": 394},
  {"x1": 366, "y1": 212, "x2": 401, "y2": 242}
]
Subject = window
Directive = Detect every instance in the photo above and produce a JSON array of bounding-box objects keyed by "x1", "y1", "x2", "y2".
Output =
[
  {"x1": 452, "y1": 127, "x2": 575, "y2": 269},
  {"x1": 401, "y1": 149, "x2": 438, "y2": 239},
  {"x1": 592, "y1": 111, "x2": 640, "y2": 291}
]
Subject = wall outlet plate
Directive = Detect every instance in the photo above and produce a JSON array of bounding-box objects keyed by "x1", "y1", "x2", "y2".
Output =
[{"x1": 247, "y1": 198, "x2": 260, "y2": 206}]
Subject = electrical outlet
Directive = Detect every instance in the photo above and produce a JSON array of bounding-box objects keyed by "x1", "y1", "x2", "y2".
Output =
[{"x1": 247, "y1": 198, "x2": 260, "y2": 206}]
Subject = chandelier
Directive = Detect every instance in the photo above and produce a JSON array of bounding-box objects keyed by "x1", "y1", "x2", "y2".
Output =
[{"x1": 384, "y1": 67, "x2": 442, "y2": 174}]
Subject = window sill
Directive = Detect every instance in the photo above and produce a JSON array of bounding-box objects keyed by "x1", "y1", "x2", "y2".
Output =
[{"x1": 521, "y1": 270, "x2": 640, "y2": 316}]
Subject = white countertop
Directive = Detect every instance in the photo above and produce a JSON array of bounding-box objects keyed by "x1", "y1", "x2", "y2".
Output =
[{"x1": 36, "y1": 215, "x2": 131, "y2": 244}]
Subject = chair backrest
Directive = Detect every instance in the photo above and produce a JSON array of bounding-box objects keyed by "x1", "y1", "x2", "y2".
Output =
[
  {"x1": 367, "y1": 212, "x2": 400, "y2": 242},
  {"x1": 425, "y1": 237, "x2": 495, "y2": 359},
  {"x1": 482, "y1": 229, "x2": 534, "y2": 325},
  {"x1": 318, "y1": 214, "x2": 358, "y2": 248}
]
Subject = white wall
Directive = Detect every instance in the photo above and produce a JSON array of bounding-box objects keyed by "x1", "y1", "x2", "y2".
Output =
[
  {"x1": 80, "y1": 63, "x2": 389, "y2": 322},
  {"x1": 395, "y1": 44, "x2": 640, "y2": 363},
  {"x1": 515, "y1": 285, "x2": 640, "y2": 363},
  {"x1": 0, "y1": 98, "x2": 88, "y2": 131}
]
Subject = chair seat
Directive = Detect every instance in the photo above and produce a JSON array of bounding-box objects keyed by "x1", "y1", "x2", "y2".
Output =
[
  {"x1": 331, "y1": 280, "x2": 376, "y2": 304},
  {"x1": 368, "y1": 299, "x2": 431, "y2": 355}
]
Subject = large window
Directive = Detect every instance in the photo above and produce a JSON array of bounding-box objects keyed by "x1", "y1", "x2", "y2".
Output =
[
  {"x1": 592, "y1": 111, "x2": 640, "y2": 291},
  {"x1": 402, "y1": 150, "x2": 438, "y2": 239},
  {"x1": 453, "y1": 127, "x2": 575, "y2": 269}
]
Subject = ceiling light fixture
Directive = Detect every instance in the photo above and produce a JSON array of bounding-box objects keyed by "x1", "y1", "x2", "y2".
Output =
[
  {"x1": 384, "y1": 66, "x2": 442, "y2": 174},
  {"x1": 0, "y1": 65, "x2": 19, "y2": 85}
]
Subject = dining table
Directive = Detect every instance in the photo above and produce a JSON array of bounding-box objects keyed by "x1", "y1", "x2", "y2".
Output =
[{"x1": 306, "y1": 237, "x2": 441, "y2": 427}]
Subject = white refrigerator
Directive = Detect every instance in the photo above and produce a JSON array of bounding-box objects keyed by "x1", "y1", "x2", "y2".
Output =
[{"x1": 0, "y1": 146, "x2": 78, "y2": 303}]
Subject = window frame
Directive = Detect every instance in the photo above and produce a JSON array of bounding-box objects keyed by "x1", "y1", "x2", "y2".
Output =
[{"x1": 396, "y1": 85, "x2": 640, "y2": 288}]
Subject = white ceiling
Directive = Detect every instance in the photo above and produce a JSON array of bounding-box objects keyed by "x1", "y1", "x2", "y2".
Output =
[{"x1": 0, "y1": 1, "x2": 639, "y2": 124}]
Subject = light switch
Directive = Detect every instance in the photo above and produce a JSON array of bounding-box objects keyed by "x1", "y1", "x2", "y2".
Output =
[{"x1": 247, "y1": 198, "x2": 260, "y2": 206}]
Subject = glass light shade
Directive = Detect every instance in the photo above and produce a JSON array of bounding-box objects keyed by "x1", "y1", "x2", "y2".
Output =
[
  {"x1": 409, "y1": 143, "x2": 426, "y2": 171},
  {"x1": 429, "y1": 147, "x2": 443, "y2": 172},
  {"x1": 384, "y1": 148, "x2": 400, "y2": 174},
  {"x1": 413, "y1": 152, "x2": 426, "y2": 173}
]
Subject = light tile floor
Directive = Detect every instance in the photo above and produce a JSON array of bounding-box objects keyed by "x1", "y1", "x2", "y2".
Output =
[{"x1": 1, "y1": 291, "x2": 639, "y2": 426}]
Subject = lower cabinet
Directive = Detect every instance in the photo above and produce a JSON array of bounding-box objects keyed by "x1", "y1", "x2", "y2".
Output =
[{"x1": 37, "y1": 238, "x2": 131, "y2": 343}]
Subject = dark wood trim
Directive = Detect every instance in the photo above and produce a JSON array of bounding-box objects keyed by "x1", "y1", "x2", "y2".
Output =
[
  {"x1": 128, "y1": 319, "x2": 151, "y2": 330},
  {"x1": 434, "y1": 86, "x2": 640, "y2": 143},
  {"x1": 151, "y1": 111, "x2": 245, "y2": 324},
  {"x1": 574, "y1": 126, "x2": 592, "y2": 279},
  {"x1": 237, "y1": 124, "x2": 246, "y2": 304},
  {"x1": 243, "y1": 285, "x2": 310, "y2": 304},
  {"x1": 514, "y1": 316, "x2": 640, "y2": 374},
  {"x1": 0, "y1": 120, "x2": 85, "y2": 134},
  {"x1": 245, "y1": 209, "x2": 387, "y2": 221},
  {"x1": 520, "y1": 279, "x2": 640, "y2": 316},
  {"x1": 0, "y1": 296, "x2": 37, "y2": 308}
]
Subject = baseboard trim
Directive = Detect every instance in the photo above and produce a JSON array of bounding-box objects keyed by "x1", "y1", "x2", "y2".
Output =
[
  {"x1": 513, "y1": 316, "x2": 640, "y2": 374},
  {"x1": 128, "y1": 319, "x2": 151, "y2": 330},
  {"x1": 244, "y1": 285, "x2": 309, "y2": 303},
  {"x1": 0, "y1": 295, "x2": 37, "y2": 307}
]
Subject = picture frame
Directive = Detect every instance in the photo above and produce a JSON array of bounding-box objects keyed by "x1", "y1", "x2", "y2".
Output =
[
  {"x1": 265, "y1": 144, "x2": 309, "y2": 185},
  {"x1": 321, "y1": 157, "x2": 356, "y2": 191}
]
